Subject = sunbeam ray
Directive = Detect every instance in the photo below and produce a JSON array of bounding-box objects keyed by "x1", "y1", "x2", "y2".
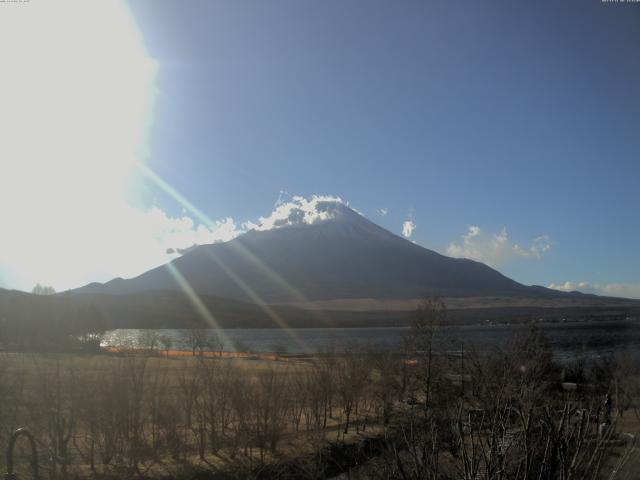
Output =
[
  {"x1": 225, "y1": 240, "x2": 332, "y2": 326},
  {"x1": 138, "y1": 164, "x2": 325, "y2": 352},
  {"x1": 203, "y1": 249, "x2": 311, "y2": 353},
  {"x1": 165, "y1": 262, "x2": 232, "y2": 349},
  {"x1": 137, "y1": 163, "x2": 214, "y2": 229}
]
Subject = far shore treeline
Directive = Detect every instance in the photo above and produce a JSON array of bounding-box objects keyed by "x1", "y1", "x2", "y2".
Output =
[{"x1": 0, "y1": 288, "x2": 639, "y2": 352}]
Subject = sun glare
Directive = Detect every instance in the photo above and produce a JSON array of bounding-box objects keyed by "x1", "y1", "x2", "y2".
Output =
[{"x1": 0, "y1": 0, "x2": 157, "y2": 290}]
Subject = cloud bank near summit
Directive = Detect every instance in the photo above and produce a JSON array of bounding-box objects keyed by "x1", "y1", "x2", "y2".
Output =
[{"x1": 243, "y1": 195, "x2": 345, "y2": 231}]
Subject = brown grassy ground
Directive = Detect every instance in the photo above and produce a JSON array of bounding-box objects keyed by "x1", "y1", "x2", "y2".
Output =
[
  {"x1": 4, "y1": 350, "x2": 640, "y2": 479},
  {"x1": 1, "y1": 350, "x2": 384, "y2": 479}
]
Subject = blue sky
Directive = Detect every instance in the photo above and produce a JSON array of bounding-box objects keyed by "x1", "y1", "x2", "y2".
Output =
[
  {"x1": 127, "y1": 0, "x2": 640, "y2": 295},
  {"x1": 0, "y1": 0, "x2": 638, "y2": 296}
]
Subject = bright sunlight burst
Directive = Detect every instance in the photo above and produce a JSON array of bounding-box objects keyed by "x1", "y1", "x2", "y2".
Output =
[{"x1": 0, "y1": 0, "x2": 156, "y2": 290}]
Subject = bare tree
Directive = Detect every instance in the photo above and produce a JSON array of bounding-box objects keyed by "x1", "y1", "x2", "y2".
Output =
[
  {"x1": 159, "y1": 334, "x2": 173, "y2": 358},
  {"x1": 371, "y1": 347, "x2": 402, "y2": 426},
  {"x1": 252, "y1": 366, "x2": 291, "y2": 461},
  {"x1": 406, "y1": 297, "x2": 446, "y2": 409},
  {"x1": 185, "y1": 329, "x2": 210, "y2": 356},
  {"x1": 33, "y1": 359, "x2": 77, "y2": 479},
  {"x1": 336, "y1": 344, "x2": 371, "y2": 435},
  {"x1": 139, "y1": 330, "x2": 160, "y2": 354},
  {"x1": 32, "y1": 283, "x2": 56, "y2": 295}
]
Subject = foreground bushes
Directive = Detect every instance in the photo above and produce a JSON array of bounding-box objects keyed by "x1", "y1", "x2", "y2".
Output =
[{"x1": 0, "y1": 312, "x2": 637, "y2": 479}]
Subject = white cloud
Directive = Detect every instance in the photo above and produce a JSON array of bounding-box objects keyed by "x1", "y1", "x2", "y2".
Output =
[
  {"x1": 245, "y1": 195, "x2": 345, "y2": 231},
  {"x1": 378, "y1": 208, "x2": 388, "y2": 216},
  {"x1": 548, "y1": 281, "x2": 640, "y2": 300},
  {"x1": 446, "y1": 226, "x2": 552, "y2": 267},
  {"x1": 0, "y1": 193, "x2": 351, "y2": 292},
  {"x1": 0, "y1": 200, "x2": 245, "y2": 292},
  {"x1": 512, "y1": 234, "x2": 552, "y2": 259},
  {"x1": 146, "y1": 209, "x2": 242, "y2": 252},
  {"x1": 0, "y1": 192, "x2": 351, "y2": 291},
  {"x1": 3, "y1": 193, "x2": 359, "y2": 292},
  {"x1": 402, "y1": 220, "x2": 416, "y2": 238},
  {"x1": 274, "y1": 190, "x2": 291, "y2": 208}
]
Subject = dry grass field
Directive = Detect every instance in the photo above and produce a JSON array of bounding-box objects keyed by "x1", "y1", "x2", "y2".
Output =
[
  {"x1": 2, "y1": 304, "x2": 639, "y2": 480},
  {"x1": 0, "y1": 348, "x2": 390, "y2": 479}
]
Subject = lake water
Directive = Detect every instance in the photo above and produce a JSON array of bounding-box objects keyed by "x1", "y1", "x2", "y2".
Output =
[{"x1": 102, "y1": 319, "x2": 640, "y2": 360}]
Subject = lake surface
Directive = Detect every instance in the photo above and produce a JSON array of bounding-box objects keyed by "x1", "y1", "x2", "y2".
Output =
[{"x1": 102, "y1": 319, "x2": 640, "y2": 360}]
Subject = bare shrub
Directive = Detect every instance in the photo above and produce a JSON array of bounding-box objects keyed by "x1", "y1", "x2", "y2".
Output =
[{"x1": 336, "y1": 344, "x2": 372, "y2": 435}]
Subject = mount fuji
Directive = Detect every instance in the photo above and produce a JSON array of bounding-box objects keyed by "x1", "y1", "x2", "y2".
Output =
[{"x1": 72, "y1": 201, "x2": 566, "y2": 303}]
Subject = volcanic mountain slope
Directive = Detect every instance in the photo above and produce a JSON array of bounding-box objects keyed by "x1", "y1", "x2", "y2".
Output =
[{"x1": 72, "y1": 203, "x2": 567, "y2": 303}]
